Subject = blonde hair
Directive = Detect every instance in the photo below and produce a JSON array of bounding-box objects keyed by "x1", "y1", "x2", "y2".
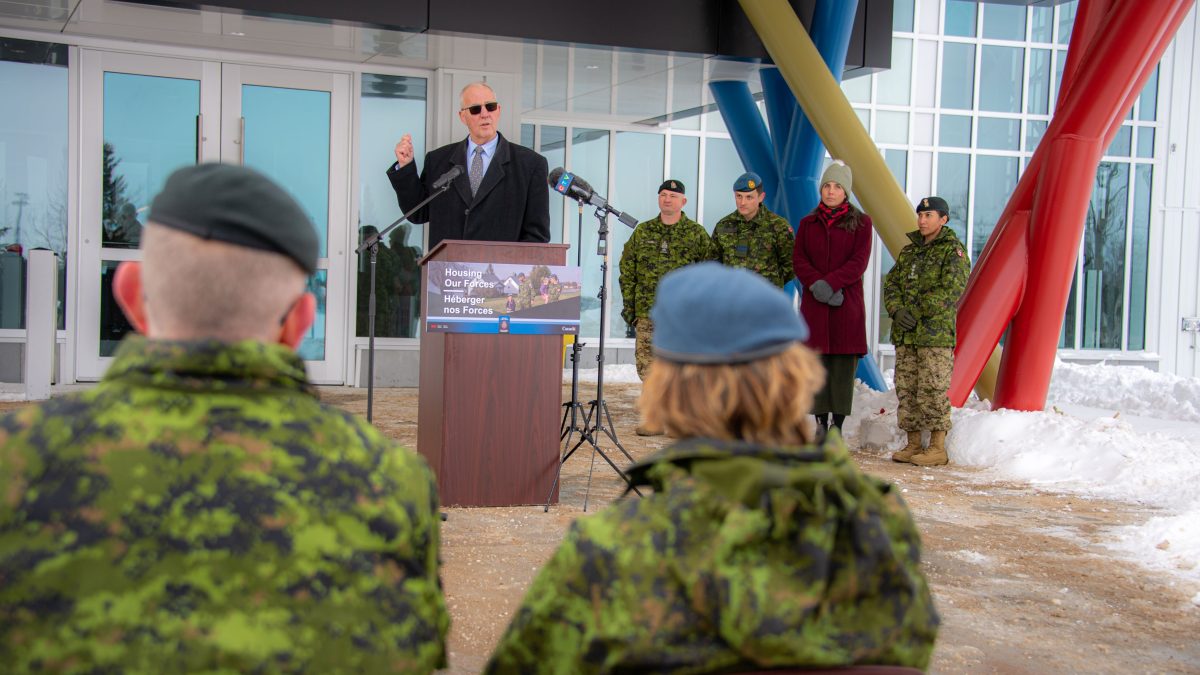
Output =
[
  {"x1": 140, "y1": 224, "x2": 308, "y2": 342},
  {"x1": 639, "y1": 343, "x2": 825, "y2": 447}
]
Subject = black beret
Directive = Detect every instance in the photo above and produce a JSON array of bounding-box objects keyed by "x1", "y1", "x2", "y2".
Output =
[
  {"x1": 917, "y1": 196, "x2": 950, "y2": 216},
  {"x1": 148, "y1": 163, "x2": 319, "y2": 275},
  {"x1": 659, "y1": 179, "x2": 685, "y2": 195}
]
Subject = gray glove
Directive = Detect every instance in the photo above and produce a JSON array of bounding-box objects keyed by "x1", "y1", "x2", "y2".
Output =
[
  {"x1": 810, "y1": 280, "x2": 834, "y2": 303},
  {"x1": 893, "y1": 307, "x2": 918, "y2": 331},
  {"x1": 828, "y1": 290, "x2": 844, "y2": 307}
]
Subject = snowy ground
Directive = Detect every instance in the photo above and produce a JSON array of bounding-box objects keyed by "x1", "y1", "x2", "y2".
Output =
[{"x1": 568, "y1": 359, "x2": 1200, "y2": 601}]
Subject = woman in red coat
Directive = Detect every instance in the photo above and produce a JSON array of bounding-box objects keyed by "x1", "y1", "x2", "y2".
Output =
[{"x1": 792, "y1": 160, "x2": 873, "y2": 437}]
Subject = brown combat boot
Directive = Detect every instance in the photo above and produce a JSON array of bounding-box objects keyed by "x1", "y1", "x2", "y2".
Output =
[
  {"x1": 635, "y1": 424, "x2": 663, "y2": 437},
  {"x1": 911, "y1": 430, "x2": 949, "y2": 466},
  {"x1": 891, "y1": 431, "x2": 924, "y2": 463}
]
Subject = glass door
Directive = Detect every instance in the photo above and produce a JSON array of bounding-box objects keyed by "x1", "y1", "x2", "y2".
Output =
[
  {"x1": 221, "y1": 64, "x2": 350, "y2": 384},
  {"x1": 77, "y1": 55, "x2": 350, "y2": 384}
]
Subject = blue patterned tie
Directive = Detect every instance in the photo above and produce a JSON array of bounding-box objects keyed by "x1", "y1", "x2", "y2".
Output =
[{"x1": 469, "y1": 146, "x2": 484, "y2": 196}]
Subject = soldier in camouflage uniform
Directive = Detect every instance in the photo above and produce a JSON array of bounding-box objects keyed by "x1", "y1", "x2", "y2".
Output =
[
  {"x1": 485, "y1": 263, "x2": 939, "y2": 674},
  {"x1": 516, "y1": 272, "x2": 534, "y2": 310},
  {"x1": 618, "y1": 179, "x2": 714, "y2": 383},
  {"x1": 883, "y1": 196, "x2": 972, "y2": 467},
  {"x1": 0, "y1": 164, "x2": 449, "y2": 674},
  {"x1": 547, "y1": 274, "x2": 562, "y2": 302},
  {"x1": 711, "y1": 171, "x2": 795, "y2": 288}
]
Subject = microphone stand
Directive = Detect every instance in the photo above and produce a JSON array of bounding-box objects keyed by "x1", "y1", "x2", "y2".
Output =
[
  {"x1": 559, "y1": 202, "x2": 587, "y2": 451},
  {"x1": 545, "y1": 206, "x2": 642, "y2": 512},
  {"x1": 355, "y1": 179, "x2": 454, "y2": 422}
]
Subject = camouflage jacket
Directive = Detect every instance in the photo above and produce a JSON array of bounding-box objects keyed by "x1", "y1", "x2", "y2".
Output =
[
  {"x1": 711, "y1": 204, "x2": 795, "y2": 288},
  {"x1": 0, "y1": 337, "x2": 449, "y2": 674},
  {"x1": 883, "y1": 227, "x2": 972, "y2": 347},
  {"x1": 484, "y1": 433, "x2": 939, "y2": 674},
  {"x1": 619, "y1": 212, "x2": 715, "y2": 324},
  {"x1": 517, "y1": 278, "x2": 535, "y2": 309}
]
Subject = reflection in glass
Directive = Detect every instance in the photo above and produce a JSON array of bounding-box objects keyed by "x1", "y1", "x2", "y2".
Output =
[
  {"x1": 972, "y1": 156, "x2": 1019, "y2": 262},
  {"x1": 298, "y1": 270, "x2": 328, "y2": 360},
  {"x1": 521, "y1": 123, "x2": 534, "y2": 148},
  {"x1": 243, "y1": 84, "x2": 330, "y2": 258},
  {"x1": 1057, "y1": 1, "x2": 1078, "y2": 45},
  {"x1": 1027, "y1": 49, "x2": 1051, "y2": 115},
  {"x1": 1082, "y1": 162, "x2": 1129, "y2": 349},
  {"x1": 1060, "y1": 275, "x2": 1078, "y2": 348},
  {"x1": 99, "y1": 260, "x2": 135, "y2": 357},
  {"x1": 1107, "y1": 125, "x2": 1132, "y2": 157},
  {"x1": 936, "y1": 153, "x2": 970, "y2": 242},
  {"x1": 940, "y1": 115, "x2": 972, "y2": 147},
  {"x1": 945, "y1": 0, "x2": 977, "y2": 37},
  {"x1": 1053, "y1": 49, "x2": 1066, "y2": 105},
  {"x1": 983, "y1": 3, "x2": 1025, "y2": 41},
  {"x1": 522, "y1": 42, "x2": 537, "y2": 111},
  {"x1": 877, "y1": 39, "x2": 912, "y2": 105},
  {"x1": 610, "y1": 132, "x2": 665, "y2": 338},
  {"x1": 539, "y1": 126, "x2": 566, "y2": 244},
  {"x1": 573, "y1": 47, "x2": 612, "y2": 114},
  {"x1": 1128, "y1": 165, "x2": 1151, "y2": 350},
  {"x1": 885, "y1": 150, "x2": 908, "y2": 190},
  {"x1": 1026, "y1": 119, "x2": 1048, "y2": 152},
  {"x1": 940, "y1": 43, "x2": 975, "y2": 110},
  {"x1": 1, "y1": 50, "x2": 69, "y2": 331},
  {"x1": 540, "y1": 45, "x2": 568, "y2": 112},
  {"x1": 568, "y1": 129, "x2": 610, "y2": 337},
  {"x1": 893, "y1": 0, "x2": 914, "y2": 32},
  {"x1": 1136, "y1": 127, "x2": 1155, "y2": 158},
  {"x1": 103, "y1": 72, "x2": 199, "y2": 250},
  {"x1": 978, "y1": 117, "x2": 1020, "y2": 151},
  {"x1": 1138, "y1": 66, "x2": 1159, "y2": 121},
  {"x1": 980, "y1": 46, "x2": 1023, "y2": 113},
  {"x1": 617, "y1": 52, "x2": 667, "y2": 118},
  {"x1": 1031, "y1": 7, "x2": 1054, "y2": 43},
  {"x1": 356, "y1": 226, "x2": 421, "y2": 339},
  {"x1": 671, "y1": 58, "x2": 704, "y2": 130},
  {"x1": 669, "y1": 136, "x2": 700, "y2": 216},
  {"x1": 702, "y1": 138, "x2": 742, "y2": 231}
]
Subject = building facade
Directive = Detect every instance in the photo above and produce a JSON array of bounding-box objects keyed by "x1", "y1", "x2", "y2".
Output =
[{"x1": 1, "y1": 0, "x2": 1198, "y2": 389}]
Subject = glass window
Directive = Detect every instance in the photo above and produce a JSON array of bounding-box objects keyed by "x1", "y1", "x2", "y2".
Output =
[
  {"x1": 853, "y1": 107, "x2": 870, "y2": 130},
  {"x1": 842, "y1": 75, "x2": 871, "y2": 104},
  {"x1": 1128, "y1": 165, "x2": 1151, "y2": 350},
  {"x1": 0, "y1": 42, "x2": 68, "y2": 331},
  {"x1": 610, "y1": 132, "x2": 665, "y2": 339},
  {"x1": 940, "y1": 43, "x2": 975, "y2": 110},
  {"x1": 915, "y1": 40, "x2": 938, "y2": 106},
  {"x1": 877, "y1": 38, "x2": 912, "y2": 105},
  {"x1": 357, "y1": 74, "x2": 426, "y2": 339},
  {"x1": 1031, "y1": 6, "x2": 1054, "y2": 43},
  {"x1": 1053, "y1": 49, "x2": 1066, "y2": 104},
  {"x1": 616, "y1": 51, "x2": 667, "y2": 118},
  {"x1": 671, "y1": 57, "x2": 704, "y2": 130},
  {"x1": 878, "y1": 244, "x2": 897, "y2": 344},
  {"x1": 298, "y1": 271, "x2": 327, "y2": 361},
  {"x1": 1082, "y1": 162, "x2": 1129, "y2": 349},
  {"x1": 568, "y1": 128, "x2": 609, "y2": 337},
  {"x1": 1061, "y1": 276, "x2": 1078, "y2": 348},
  {"x1": 972, "y1": 156, "x2": 1019, "y2": 262},
  {"x1": 876, "y1": 111, "x2": 909, "y2": 144},
  {"x1": 1138, "y1": 65, "x2": 1159, "y2": 121},
  {"x1": 539, "y1": 44, "x2": 568, "y2": 112},
  {"x1": 573, "y1": 47, "x2": 612, "y2": 114},
  {"x1": 945, "y1": 0, "x2": 978, "y2": 37},
  {"x1": 1136, "y1": 127, "x2": 1155, "y2": 158},
  {"x1": 1026, "y1": 119, "x2": 1048, "y2": 153},
  {"x1": 1057, "y1": 1, "x2": 1078, "y2": 45},
  {"x1": 983, "y1": 3, "x2": 1026, "y2": 41},
  {"x1": 914, "y1": 112, "x2": 935, "y2": 146},
  {"x1": 99, "y1": 261, "x2": 135, "y2": 356},
  {"x1": 980, "y1": 46, "x2": 1023, "y2": 113},
  {"x1": 539, "y1": 126, "x2": 566, "y2": 244},
  {"x1": 917, "y1": 0, "x2": 940, "y2": 35},
  {"x1": 1107, "y1": 125, "x2": 1132, "y2": 157},
  {"x1": 885, "y1": 149, "x2": 908, "y2": 190},
  {"x1": 1027, "y1": 49, "x2": 1052, "y2": 115},
  {"x1": 936, "y1": 153, "x2": 971, "y2": 241},
  {"x1": 520, "y1": 123, "x2": 534, "y2": 148},
  {"x1": 978, "y1": 117, "x2": 1020, "y2": 151},
  {"x1": 701, "y1": 137, "x2": 742, "y2": 232},
  {"x1": 940, "y1": 115, "x2": 972, "y2": 147},
  {"x1": 669, "y1": 136, "x2": 700, "y2": 221},
  {"x1": 894, "y1": 0, "x2": 914, "y2": 32},
  {"x1": 522, "y1": 41, "x2": 537, "y2": 112}
]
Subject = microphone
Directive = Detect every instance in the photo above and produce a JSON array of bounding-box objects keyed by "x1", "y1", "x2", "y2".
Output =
[
  {"x1": 548, "y1": 167, "x2": 637, "y2": 228},
  {"x1": 432, "y1": 165, "x2": 462, "y2": 190}
]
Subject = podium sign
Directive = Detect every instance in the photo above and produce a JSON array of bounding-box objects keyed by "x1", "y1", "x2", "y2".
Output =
[
  {"x1": 417, "y1": 241, "x2": 570, "y2": 507},
  {"x1": 424, "y1": 261, "x2": 581, "y2": 335}
]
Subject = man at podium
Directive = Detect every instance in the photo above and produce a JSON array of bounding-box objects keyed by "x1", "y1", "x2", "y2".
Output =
[{"x1": 388, "y1": 81, "x2": 551, "y2": 250}]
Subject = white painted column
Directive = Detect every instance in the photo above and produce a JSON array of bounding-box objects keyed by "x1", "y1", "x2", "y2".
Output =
[{"x1": 24, "y1": 249, "x2": 59, "y2": 400}]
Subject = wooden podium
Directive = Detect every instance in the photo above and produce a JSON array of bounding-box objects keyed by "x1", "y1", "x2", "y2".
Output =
[{"x1": 417, "y1": 240, "x2": 570, "y2": 507}]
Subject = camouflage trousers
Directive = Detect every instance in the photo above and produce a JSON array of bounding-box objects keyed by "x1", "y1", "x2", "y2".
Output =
[
  {"x1": 894, "y1": 345, "x2": 954, "y2": 432},
  {"x1": 634, "y1": 317, "x2": 654, "y2": 381}
]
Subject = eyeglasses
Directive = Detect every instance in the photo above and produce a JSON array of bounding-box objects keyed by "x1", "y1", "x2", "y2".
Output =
[{"x1": 461, "y1": 101, "x2": 499, "y2": 115}]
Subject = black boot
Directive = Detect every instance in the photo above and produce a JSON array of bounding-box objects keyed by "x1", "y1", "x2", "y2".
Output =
[
  {"x1": 831, "y1": 414, "x2": 846, "y2": 431},
  {"x1": 815, "y1": 414, "x2": 829, "y2": 439}
]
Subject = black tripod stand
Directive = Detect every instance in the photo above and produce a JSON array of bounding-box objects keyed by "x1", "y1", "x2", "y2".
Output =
[
  {"x1": 560, "y1": 202, "x2": 587, "y2": 449},
  {"x1": 355, "y1": 170, "x2": 457, "y2": 422},
  {"x1": 546, "y1": 206, "x2": 642, "y2": 512}
]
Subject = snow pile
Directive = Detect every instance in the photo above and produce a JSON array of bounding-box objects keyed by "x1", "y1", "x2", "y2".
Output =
[{"x1": 1047, "y1": 359, "x2": 1200, "y2": 423}]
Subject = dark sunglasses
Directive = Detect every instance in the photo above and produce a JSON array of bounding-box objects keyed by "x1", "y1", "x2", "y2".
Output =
[{"x1": 461, "y1": 101, "x2": 499, "y2": 115}]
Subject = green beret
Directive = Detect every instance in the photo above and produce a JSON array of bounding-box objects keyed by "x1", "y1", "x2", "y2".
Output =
[
  {"x1": 148, "y1": 163, "x2": 319, "y2": 274},
  {"x1": 658, "y1": 179, "x2": 685, "y2": 195},
  {"x1": 916, "y1": 196, "x2": 950, "y2": 216}
]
